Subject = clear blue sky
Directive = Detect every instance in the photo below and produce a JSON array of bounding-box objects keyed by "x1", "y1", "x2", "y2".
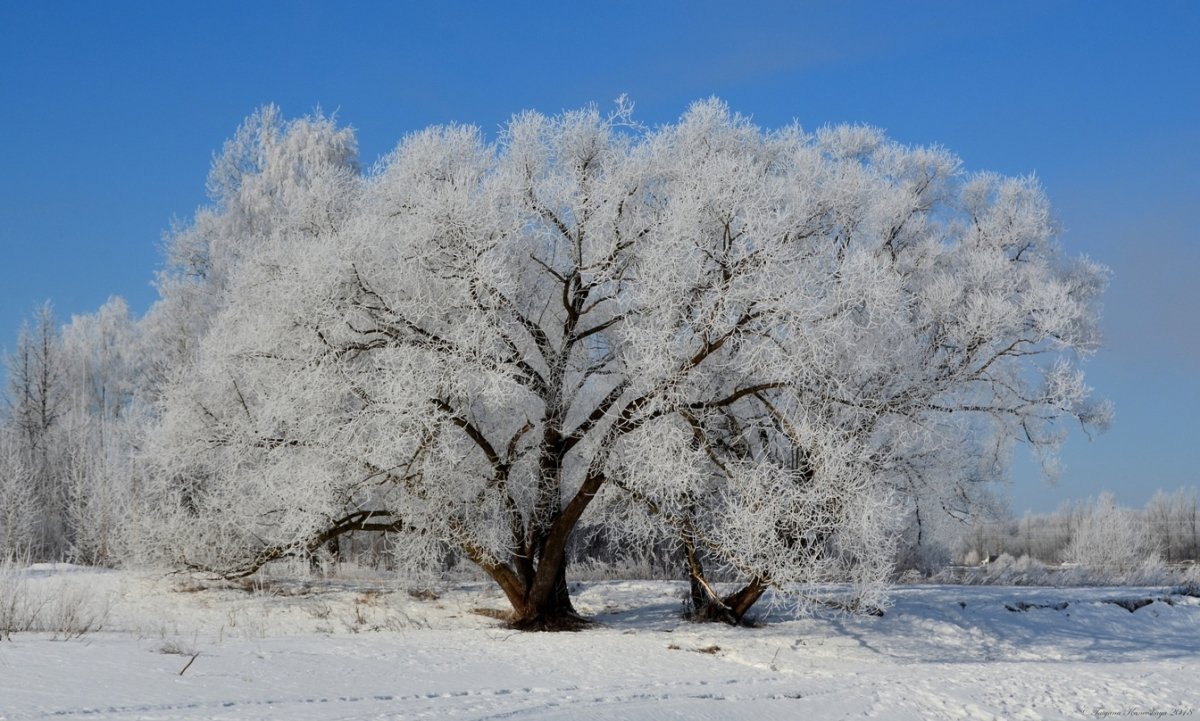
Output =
[{"x1": 1, "y1": 1, "x2": 1196, "y2": 515}]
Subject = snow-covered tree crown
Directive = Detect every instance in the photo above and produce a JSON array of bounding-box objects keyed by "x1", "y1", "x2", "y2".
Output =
[{"x1": 145, "y1": 99, "x2": 1109, "y2": 621}]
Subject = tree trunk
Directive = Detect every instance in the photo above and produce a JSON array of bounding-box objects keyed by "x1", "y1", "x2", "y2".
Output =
[
  {"x1": 682, "y1": 533, "x2": 766, "y2": 626},
  {"x1": 508, "y1": 552, "x2": 587, "y2": 631},
  {"x1": 722, "y1": 577, "x2": 768, "y2": 621}
]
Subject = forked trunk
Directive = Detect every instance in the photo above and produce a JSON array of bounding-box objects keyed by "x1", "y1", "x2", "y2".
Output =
[
  {"x1": 687, "y1": 575, "x2": 768, "y2": 626},
  {"x1": 477, "y1": 524, "x2": 589, "y2": 631},
  {"x1": 683, "y1": 534, "x2": 767, "y2": 626},
  {"x1": 722, "y1": 577, "x2": 768, "y2": 620}
]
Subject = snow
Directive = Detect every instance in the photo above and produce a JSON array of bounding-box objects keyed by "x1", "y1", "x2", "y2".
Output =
[{"x1": 2, "y1": 567, "x2": 1198, "y2": 720}]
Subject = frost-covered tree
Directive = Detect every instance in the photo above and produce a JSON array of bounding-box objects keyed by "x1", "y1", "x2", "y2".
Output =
[
  {"x1": 57, "y1": 298, "x2": 143, "y2": 563},
  {"x1": 0, "y1": 298, "x2": 146, "y2": 563},
  {"x1": 4, "y1": 303, "x2": 71, "y2": 559},
  {"x1": 6, "y1": 304, "x2": 65, "y2": 456},
  {"x1": 55, "y1": 298, "x2": 143, "y2": 564},
  {"x1": 149, "y1": 100, "x2": 1108, "y2": 628},
  {"x1": 60, "y1": 297, "x2": 138, "y2": 421},
  {"x1": 1063, "y1": 492, "x2": 1158, "y2": 573},
  {"x1": 594, "y1": 114, "x2": 1109, "y2": 621},
  {"x1": 141, "y1": 105, "x2": 359, "y2": 396},
  {"x1": 0, "y1": 426, "x2": 37, "y2": 557},
  {"x1": 1144, "y1": 488, "x2": 1199, "y2": 563}
]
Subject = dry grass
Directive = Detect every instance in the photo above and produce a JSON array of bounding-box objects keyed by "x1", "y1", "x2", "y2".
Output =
[
  {"x1": 470, "y1": 607, "x2": 514, "y2": 622},
  {"x1": 0, "y1": 558, "x2": 110, "y2": 640}
]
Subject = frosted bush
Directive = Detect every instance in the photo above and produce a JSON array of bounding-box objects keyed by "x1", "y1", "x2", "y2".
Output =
[{"x1": 1063, "y1": 493, "x2": 1160, "y2": 574}]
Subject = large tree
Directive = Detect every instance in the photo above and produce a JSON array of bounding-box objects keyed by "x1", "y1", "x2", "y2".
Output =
[{"x1": 148, "y1": 100, "x2": 1108, "y2": 628}]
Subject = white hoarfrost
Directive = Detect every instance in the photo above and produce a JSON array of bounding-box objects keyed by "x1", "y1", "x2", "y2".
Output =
[{"x1": 137, "y1": 99, "x2": 1108, "y2": 623}]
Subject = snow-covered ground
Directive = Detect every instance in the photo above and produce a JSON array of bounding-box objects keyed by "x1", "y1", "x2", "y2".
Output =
[{"x1": 2, "y1": 566, "x2": 1198, "y2": 720}]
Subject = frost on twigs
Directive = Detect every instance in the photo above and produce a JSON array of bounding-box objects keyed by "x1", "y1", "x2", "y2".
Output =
[{"x1": 138, "y1": 99, "x2": 1108, "y2": 627}]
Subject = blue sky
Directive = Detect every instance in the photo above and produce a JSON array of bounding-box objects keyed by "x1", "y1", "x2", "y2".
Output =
[{"x1": 1, "y1": 1, "x2": 1196, "y2": 514}]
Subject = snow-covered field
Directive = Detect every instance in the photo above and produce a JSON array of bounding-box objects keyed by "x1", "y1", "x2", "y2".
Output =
[{"x1": 2, "y1": 566, "x2": 1198, "y2": 720}]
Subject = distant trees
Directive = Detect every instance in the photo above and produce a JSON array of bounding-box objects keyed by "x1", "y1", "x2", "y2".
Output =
[
  {"x1": 5, "y1": 304, "x2": 69, "y2": 559},
  {"x1": 1145, "y1": 488, "x2": 1199, "y2": 564},
  {"x1": 0, "y1": 299, "x2": 145, "y2": 563},
  {"x1": 0, "y1": 425, "x2": 37, "y2": 556},
  {"x1": 957, "y1": 491, "x2": 1200, "y2": 575},
  {"x1": 57, "y1": 297, "x2": 143, "y2": 565},
  {"x1": 1061, "y1": 492, "x2": 1158, "y2": 572}
]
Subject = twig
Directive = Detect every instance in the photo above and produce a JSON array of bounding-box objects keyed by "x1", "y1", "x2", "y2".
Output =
[{"x1": 179, "y1": 653, "x2": 200, "y2": 676}]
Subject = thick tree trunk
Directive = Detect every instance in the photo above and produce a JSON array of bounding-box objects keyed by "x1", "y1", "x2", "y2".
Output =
[
  {"x1": 503, "y1": 469, "x2": 608, "y2": 630},
  {"x1": 509, "y1": 556, "x2": 587, "y2": 631}
]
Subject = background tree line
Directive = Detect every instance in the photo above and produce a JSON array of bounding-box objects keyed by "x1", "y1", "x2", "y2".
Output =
[{"x1": 951, "y1": 489, "x2": 1199, "y2": 569}]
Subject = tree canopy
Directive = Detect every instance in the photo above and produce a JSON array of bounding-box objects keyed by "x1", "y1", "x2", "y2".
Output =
[{"x1": 11, "y1": 99, "x2": 1109, "y2": 628}]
